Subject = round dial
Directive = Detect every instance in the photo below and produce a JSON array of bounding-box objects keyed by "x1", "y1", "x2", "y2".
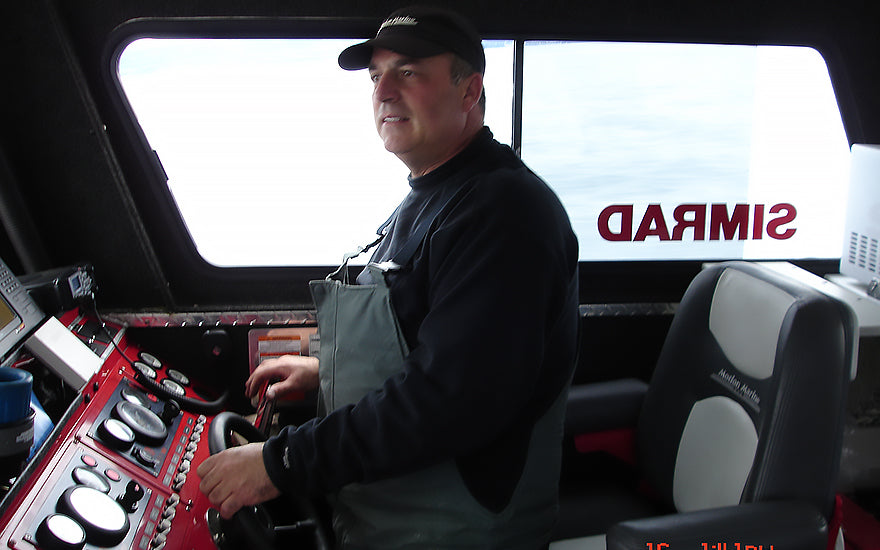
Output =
[
  {"x1": 160, "y1": 378, "x2": 186, "y2": 397},
  {"x1": 36, "y1": 513, "x2": 86, "y2": 550},
  {"x1": 132, "y1": 361, "x2": 157, "y2": 380},
  {"x1": 120, "y1": 386, "x2": 152, "y2": 407},
  {"x1": 71, "y1": 467, "x2": 110, "y2": 493},
  {"x1": 114, "y1": 401, "x2": 167, "y2": 446},
  {"x1": 138, "y1": 352, "x2": 163, "y2": 370},
  {"x1": 97, "y1": 418, "x2": 135, "y2": 451},
  {"x1": 167, "y1": 369, "x2": 190, "y2": 386},
  {"x1": 57, "y1": 486, "x2": 130, "y2": 546}
]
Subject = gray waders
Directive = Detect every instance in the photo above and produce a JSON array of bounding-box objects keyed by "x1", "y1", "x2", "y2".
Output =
[{"x1": 308, "y1": 208, "x2": 566, "y2": 549}]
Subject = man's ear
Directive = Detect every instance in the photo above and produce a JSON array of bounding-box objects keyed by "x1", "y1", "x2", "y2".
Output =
[{"x1": 462, "y1": 72, "x2": 484, "y2": 112}]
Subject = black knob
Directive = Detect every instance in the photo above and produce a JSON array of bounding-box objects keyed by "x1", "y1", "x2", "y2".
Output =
[
  {"x1": 134, "y1": 447, "x2": 159, "y2": 469},
  {"x1": 161, "y1": 399, "x2": 181, "y2": 425},
  {"x1": 117, "y1": 480, "x2": 145, "y2": 513}
]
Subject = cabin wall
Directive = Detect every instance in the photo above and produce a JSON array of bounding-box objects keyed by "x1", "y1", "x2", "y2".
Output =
[{"x1": 1, "y1": 1, "x2": 169, "y2": 308}]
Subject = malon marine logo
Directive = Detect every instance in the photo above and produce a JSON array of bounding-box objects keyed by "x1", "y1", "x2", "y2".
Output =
[{"x1": 598, "y1": 203, "x2": 797, "y2": 242}]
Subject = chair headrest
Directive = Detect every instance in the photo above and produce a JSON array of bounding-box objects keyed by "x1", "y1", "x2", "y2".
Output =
[{"x1": 709, "y1": 267, "x2": 797, "y2": 380}]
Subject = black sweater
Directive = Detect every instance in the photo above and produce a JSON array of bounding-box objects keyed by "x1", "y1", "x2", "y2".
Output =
[{"x1": 263, "y1": 127, "x2": 579, "y2": 512}]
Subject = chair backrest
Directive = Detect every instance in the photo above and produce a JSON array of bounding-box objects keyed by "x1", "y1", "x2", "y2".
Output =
[{"x1": 636, "y1": 261, "x2": 857, "y2": 518}]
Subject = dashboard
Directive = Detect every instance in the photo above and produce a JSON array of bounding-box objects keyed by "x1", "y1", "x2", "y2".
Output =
[{"x1": 0, "y1": 309, "x2": 224, "y2": 550}]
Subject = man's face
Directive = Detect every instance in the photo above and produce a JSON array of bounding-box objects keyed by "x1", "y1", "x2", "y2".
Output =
[{"x1": 368, "y1": 48, "x2": 474, "y2": 176}]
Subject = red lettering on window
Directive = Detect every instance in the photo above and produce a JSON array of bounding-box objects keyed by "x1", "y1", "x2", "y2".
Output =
[
  {"x1": 752, "y1": 204, "x2": 764, "y2": 239},
  {"x1": 634, "y1": 204, "x2": 671, "y2": 241},
  {"x1": 709, "y1": 203, "x2": 750, "y2": 240},
  {"x1": 598, "y1": 204, "x2": 633, "y2": 241},
  {"x1": 596, "y1": 202, "x2": 797, "y2": 243},
  {"x1": 767, "y1": 203, "x2": 796, "y2": 239},
  {"x1": 672, "y1": 204, "x2": 706, "y2": 241}
]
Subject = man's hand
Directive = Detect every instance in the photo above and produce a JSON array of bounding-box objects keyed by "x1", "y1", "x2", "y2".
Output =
[
  {"x1": 197, "y1": 442, "x2": 281, "y2": 519},
  {"x1": 245, "y1": 354, "x2": 319, "y2": 401}
]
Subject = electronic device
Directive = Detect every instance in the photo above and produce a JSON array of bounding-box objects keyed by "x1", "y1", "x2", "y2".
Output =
[
  {"x1": 0, "y1": 257, "x2": 45, "y2": 364},
  {"x1": 840, "y1": 144, "x2": 880, "y2": 297},
  {"x1": 24, "y1": 317, "x2": 104, "y2": 390},
  {"x1": 19, "y1": 264, "x2": 97, "y2": 315}
]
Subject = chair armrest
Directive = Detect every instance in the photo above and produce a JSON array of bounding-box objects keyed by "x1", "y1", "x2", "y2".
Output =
[
  {"x1": 565, "y1": 378, "x2": 648, "y2": 435},
  {"x1": 606, "y1": 501, "x2": 828, "y2": 550}
]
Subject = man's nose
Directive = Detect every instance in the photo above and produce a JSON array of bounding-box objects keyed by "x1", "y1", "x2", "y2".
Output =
[{"x1": 373, "y1": 73, "x2": 399, "y2": 102}]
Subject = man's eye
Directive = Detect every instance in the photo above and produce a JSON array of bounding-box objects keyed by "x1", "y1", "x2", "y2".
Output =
[{"x1": 401, "y1": 70, "x2": 414, "y2": 77}]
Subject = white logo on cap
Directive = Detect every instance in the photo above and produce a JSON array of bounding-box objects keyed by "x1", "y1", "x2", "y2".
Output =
[{"x1": 379, "y1": 16, "x2": 418, "y2": 34}]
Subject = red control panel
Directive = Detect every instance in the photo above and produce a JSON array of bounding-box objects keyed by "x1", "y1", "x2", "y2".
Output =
[{"x1": 0, "y1": 316, "x2": 221, "y2": 550}]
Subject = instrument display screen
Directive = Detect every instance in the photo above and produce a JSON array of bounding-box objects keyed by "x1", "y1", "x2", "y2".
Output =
[{"x1": 0, "y1": 296, "x2": 15, "y2": 330}]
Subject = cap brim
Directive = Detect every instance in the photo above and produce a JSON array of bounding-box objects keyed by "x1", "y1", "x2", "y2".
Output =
[{"x1": 338, "y1": 34, "x2": 449, "y2": 70}]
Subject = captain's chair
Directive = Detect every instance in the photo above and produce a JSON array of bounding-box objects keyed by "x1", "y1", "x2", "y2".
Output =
[{"x1": 552, "y1": 261, "x2": 858, "y2": 550}]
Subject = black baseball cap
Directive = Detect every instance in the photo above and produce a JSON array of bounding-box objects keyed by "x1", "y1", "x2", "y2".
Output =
[{"x1": 338, "y1": 6, "x2": 485, "y2": 74}]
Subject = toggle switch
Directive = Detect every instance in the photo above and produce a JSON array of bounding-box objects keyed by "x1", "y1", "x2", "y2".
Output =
[
  {"x1": 116, "y1": 480, "x2": 145, "y2": 513},
  {"x1": 160, "y1": 400, "x2": 181, "y2": 425}
]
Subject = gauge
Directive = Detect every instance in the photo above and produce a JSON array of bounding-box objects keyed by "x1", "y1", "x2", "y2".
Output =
[
  {"x1": 71, "y1": 467, "x2": 110, "y2": 493},
  {"x1": 167, "y1": 369, "x2": 190, "y2": 386},
  {"x1": 132, "y1": 361, "x2": 156, "y2": 380},
  {"x1": 138, "y1": 352, "x2": 163, "y2": 370},
  {"x1": 57, "y1": 486, "x2": 129, "y2": 546},
  {"x1": 120, "y1": 386, "x2": 151, "y2": 407},
  {"x1": 114, "y1": 401, "x2": 167, "y2": 446},
  {"x1": 97, "y1": 418, "x2": 135, "y2": 452},
  {"x1": 160, "y1": 378, "x2": 186, "y2": 397},
  {"x1": 36, "y1": 513, "x2": 86, "y2": 550}
]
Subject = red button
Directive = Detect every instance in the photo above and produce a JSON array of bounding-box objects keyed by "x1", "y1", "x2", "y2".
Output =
[
  {"x1": 105, "y1": 468, "x2": 121, "y2": 482},
  {"x1": 81, "y1": 454, "x2": 98, "y2": 468}
]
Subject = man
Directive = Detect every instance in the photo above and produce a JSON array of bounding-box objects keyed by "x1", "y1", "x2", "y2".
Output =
[{"x1": 198, "y1": 6, "x2": 579, "y2": 548}]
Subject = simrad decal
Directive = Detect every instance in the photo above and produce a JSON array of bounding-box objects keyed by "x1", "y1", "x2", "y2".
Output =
[{"x1": 598, "y1": 203, "x2": 796, "y2": 242}]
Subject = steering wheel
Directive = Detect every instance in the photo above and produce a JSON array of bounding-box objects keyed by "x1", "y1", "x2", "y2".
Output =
[{"x1": 207, "y1": 412, "x2": 332, "y2": 550}]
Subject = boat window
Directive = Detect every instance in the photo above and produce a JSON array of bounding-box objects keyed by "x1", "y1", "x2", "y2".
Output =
[
  {"x1": 117, "y1": 38, "x2": 514, "y2": 267},
  {"x1": 117, "y1": 39, "x2": 847, "y2": 266},
  {"x1": 521, "y1": 42, "x2": 848, "y2": 261}
]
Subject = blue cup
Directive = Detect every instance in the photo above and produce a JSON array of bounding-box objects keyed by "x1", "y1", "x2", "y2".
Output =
[
  {"x1": 1, "y1": 367, "x2": 35, "y2": 481},
  {"x1": 0, "y1": 367, "x2": 33, "y2": 424}
]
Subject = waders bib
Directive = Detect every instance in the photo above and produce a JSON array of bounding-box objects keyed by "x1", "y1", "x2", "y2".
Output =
[{"x1": 309, "y1": 208, "x2": 566, "y2": 549}]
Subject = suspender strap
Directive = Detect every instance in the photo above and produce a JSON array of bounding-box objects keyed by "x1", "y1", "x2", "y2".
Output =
[
  {"x1": 366, "y1": 208, "x2": 398, "y2": 256},
  {"x1": 326, "y1": 208, "x2": 397, "y2": 282}
]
